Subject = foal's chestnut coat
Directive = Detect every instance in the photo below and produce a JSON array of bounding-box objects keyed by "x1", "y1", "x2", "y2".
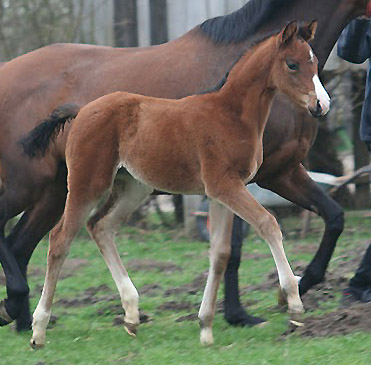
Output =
[{"x1": 31, "y1": 22, "x2": 329, "y2": 346}]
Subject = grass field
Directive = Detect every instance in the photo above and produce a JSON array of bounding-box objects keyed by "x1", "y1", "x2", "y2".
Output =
[{"x1": 1, "y1": 209, "x2": 371, "y2": 364}]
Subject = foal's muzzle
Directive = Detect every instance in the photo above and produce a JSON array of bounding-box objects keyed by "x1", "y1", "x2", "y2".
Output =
[
  {"x1": 310, "y1": 75, "x2": 330, "y2": 117},
  {"x1": 309, "y1": 100, "x2": 324, "y2": 118}
]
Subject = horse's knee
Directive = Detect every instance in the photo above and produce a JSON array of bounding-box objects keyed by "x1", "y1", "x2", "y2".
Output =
[
  {"x1": 211, "y1": 249, "x2": 231, "y2": 275},
  {"x1": 7, "y1": 282, "x2": 29, "y2": 299},
  {"x1": 48, "y1": 223, "x2": 70, "y2": 261},
  {"x1": 256, "y1": 214, "x2": 282, "y2": 242},
  {"x1": 327, "y1": 208, "x2": 344, "y2": 237}
]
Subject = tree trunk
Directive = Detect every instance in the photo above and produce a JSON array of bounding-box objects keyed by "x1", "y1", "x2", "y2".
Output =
[
  {"x1": 114, "y1": 0, "x2": 138, "y2": 47},
  {"x1": 150, "y1": 0, "x2": 168, "y2": 45}
]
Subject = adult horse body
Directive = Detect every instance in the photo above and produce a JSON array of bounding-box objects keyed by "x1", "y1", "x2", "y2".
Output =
[
  {"x1": 29, "y1": 23, "x2": 327, "y2": 347},
  {"x1": 0, "y1": 0, "x2": 368, "y2": 330}
]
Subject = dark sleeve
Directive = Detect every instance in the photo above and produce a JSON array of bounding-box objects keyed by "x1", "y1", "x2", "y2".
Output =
[{"x1": 337, "y1": 19, "x2": 371, "y2": 64}]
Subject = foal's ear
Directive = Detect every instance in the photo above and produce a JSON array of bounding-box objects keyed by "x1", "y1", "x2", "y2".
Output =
[
  {"x1": 299, "y1": 20, "x2": 318, "y2": 42},
  {"x1": 279, "y1": 21, "x2": 298, "y2": 47}
]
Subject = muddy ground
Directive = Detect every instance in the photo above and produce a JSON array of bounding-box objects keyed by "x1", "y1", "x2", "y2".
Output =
[{"x1": 2, "y1": 240, "x2": 371, "y2": 339}]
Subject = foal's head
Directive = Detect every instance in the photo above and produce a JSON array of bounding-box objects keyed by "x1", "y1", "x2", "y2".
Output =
[{"x1": 272, "y1": 21, "x2": 330, "y2": 118}]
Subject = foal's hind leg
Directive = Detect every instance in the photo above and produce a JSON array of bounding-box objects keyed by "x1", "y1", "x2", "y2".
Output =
[
  {"x1": 198, "y1": 201, "x2": 234, "y2": 345},
  {"x1": 31, "y1": 198, "x2": 94, "y2": 348},
  {"x1": 87, "y1": 173, "x2": 153, "y2": 336},
  {"x1": 31, "y1": 172, "x2": 115, "y2": 347}
]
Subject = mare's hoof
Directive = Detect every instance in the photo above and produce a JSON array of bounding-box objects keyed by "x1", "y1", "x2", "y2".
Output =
[
  {"x1": 0, "y1": 301, "x2": 14, "y2": 326},
  {"x1": 225, "y1": 310, "x2": 266, "y2": 327},
  {"x1": 124, "y1": 321, "x2": 138, "y2": 337},
  {"x1": 30, "y1": 339, "x2": 44, "y2": 350}
]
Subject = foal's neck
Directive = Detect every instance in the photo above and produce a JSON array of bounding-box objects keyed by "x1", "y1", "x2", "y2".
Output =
[{"x1": 216, "y1": 37, "x2": 278, "y2": 134}]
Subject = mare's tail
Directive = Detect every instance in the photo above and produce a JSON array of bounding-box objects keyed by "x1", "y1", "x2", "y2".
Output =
[{"x1": 20, "y1": 103, "x2": 80, "y2": 158}]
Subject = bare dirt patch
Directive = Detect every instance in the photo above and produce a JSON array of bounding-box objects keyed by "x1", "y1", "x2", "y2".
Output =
[
  {"x1": 157, "y1": 300, "x2": 195, "y2": 311},
  {"x1": 127, "y1": 259, "x2": 182, "y2": 273},
  {"x1": 295, "y1": 302, "x2": 371, "y2": 338},
  {"x1": 164, "y1": 271, "x2": 208, "y2": 296},
  {"x1": 242, "y1": 252, "x2": 271, "y2": 260},
  {"x1": 28, "y1": 258, "x2": 89, "y2": 280},
  {"x1": 56, "y1": 284, "x2": 117, "y2": 307}
]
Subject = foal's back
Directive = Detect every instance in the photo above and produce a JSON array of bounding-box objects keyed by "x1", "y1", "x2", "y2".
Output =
[{"x1": 68, "y1": 91, "x2": 221, "y2": 194}]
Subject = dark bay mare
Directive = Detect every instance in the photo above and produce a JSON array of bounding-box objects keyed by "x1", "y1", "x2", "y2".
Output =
[
  {"x1": 28, "y1": 23, "x2": 326, "y2": 347},
  {"x1": 0, "y1": 0, "x2": 369, "y2": 331}
]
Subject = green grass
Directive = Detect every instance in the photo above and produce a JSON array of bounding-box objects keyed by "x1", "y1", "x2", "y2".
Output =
[{"x1": 1, "y1": 210, "x2": 371, "y2": 364}]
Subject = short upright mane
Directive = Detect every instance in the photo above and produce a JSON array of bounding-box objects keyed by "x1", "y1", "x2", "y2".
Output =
[
  {"x1": 200, "y1": 30, "x2": 279, "y2": 94},
  {"x1": 199, "y1": 0, "x2": 293, "y2": 44}
]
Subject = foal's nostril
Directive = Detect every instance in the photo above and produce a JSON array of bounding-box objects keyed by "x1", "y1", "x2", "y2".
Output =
[
  {"x1": 309, "y1": 100, "x2": 323, "y2": 118},
  {"x1": 316, "y1": 100, "x2": 322, "y2": 115}
]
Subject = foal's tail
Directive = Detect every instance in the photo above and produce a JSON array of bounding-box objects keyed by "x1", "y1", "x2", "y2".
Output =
[{"x1": 20, "y1": 103, "x2": 80, "y2": 158}]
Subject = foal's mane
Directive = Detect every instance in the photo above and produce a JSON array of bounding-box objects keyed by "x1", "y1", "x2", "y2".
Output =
[
  {"x1": 200, "y1": 23, "x2": 310, "y2": 95},
  {"x1": 199, "y1": 0, "x2": 293, "y2": 44},
  {"x1": 200, "y1": 30, "x2": 279, "y2": 95}
]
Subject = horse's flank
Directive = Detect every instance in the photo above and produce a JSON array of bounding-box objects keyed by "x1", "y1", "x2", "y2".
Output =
[
  {"x1": 0, "y1": 0, "x2": 367, "y2": 332},
  {"x1": 31, "y1": 25, "x2": 327, "y2": 347}
]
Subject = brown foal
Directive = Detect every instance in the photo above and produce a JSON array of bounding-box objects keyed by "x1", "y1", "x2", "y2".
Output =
[{"x1": 31, "y1": 21, "x2": 329, "y2": 347}]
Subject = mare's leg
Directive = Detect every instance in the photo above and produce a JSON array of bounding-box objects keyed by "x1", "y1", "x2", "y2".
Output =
[
  {"x1": 8, "y1": 165, "x2": 68, "y2": 331},
  {"x1": 199, "y1": 178, "x2": 303, "y2": 345},
  {"x1": 258, "y1": 164, "x2": 344, "y2": 295},
  {"x1": 199, "y1": 200, "x2": 234, "y2": 345},
  {"x1": 0, "y1": 187, "x2": 36, "y2": 326},
  {"x1": 223, "y1": 215, "x2": 265, "y2": 326},
  {"x1": 87, "y1": 173, "x2": 153, "y2": 336}
]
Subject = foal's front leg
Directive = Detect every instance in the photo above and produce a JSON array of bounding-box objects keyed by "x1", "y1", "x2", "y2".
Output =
[{"x1": 202, "y1": 178, "x2": 304, "y2": 341}]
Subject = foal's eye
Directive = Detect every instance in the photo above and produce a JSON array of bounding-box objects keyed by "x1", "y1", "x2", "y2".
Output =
[{"x1": 286, "y1": 59, "x2": 299, "y2": 71}]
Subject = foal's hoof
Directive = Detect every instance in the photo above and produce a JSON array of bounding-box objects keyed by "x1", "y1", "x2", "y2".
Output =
[
  {"x1": 124, "y1": 321, "x2": 138, "y2": 337},
  {"x1": 288, "y1": 312, "x2": 305, "y2": 333},
  {"x1": 0, "y1": 301, "x2": 14, "y2": 326},
  {"x1": 277, "y1": 277, "x2": 302, "y2": 309},
  {"x1": 200, "y1": 328, "x2": 214, "y2": 346},
  {"x1": 30, "y1": 338, "x2": 45, "y2": 350}
]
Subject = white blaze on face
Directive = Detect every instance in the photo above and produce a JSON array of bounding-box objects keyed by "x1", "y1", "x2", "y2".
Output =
[
  {"x1": 309, "y1": 49, "x2": 314, "y2": 63},
  {"x1": 313, "y1": 74, "x2": 330, "y2": 115}
]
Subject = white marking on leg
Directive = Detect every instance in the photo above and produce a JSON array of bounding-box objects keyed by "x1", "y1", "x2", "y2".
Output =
[
  {"x1": 198, "y1": 202, "x2": 233, "y2": 345},
  {"x1": 32, "y1": 298, "x2": 51, "y2": 347},
  {"x1": 313, "y1": 75, "x2": 330, "y2": 115},
  {"x1": 88, "y1": 177, "x2": 152, "y2": 334}
]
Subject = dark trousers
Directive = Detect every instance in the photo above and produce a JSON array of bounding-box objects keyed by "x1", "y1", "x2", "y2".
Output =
[{"x1": 349, "y1": 243, "x2": 371, "y2": 294}]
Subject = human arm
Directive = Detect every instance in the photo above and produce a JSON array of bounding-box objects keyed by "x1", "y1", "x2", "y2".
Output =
[{"x1": 337, "y1": 19, "x2": 371, "y2": 64}]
